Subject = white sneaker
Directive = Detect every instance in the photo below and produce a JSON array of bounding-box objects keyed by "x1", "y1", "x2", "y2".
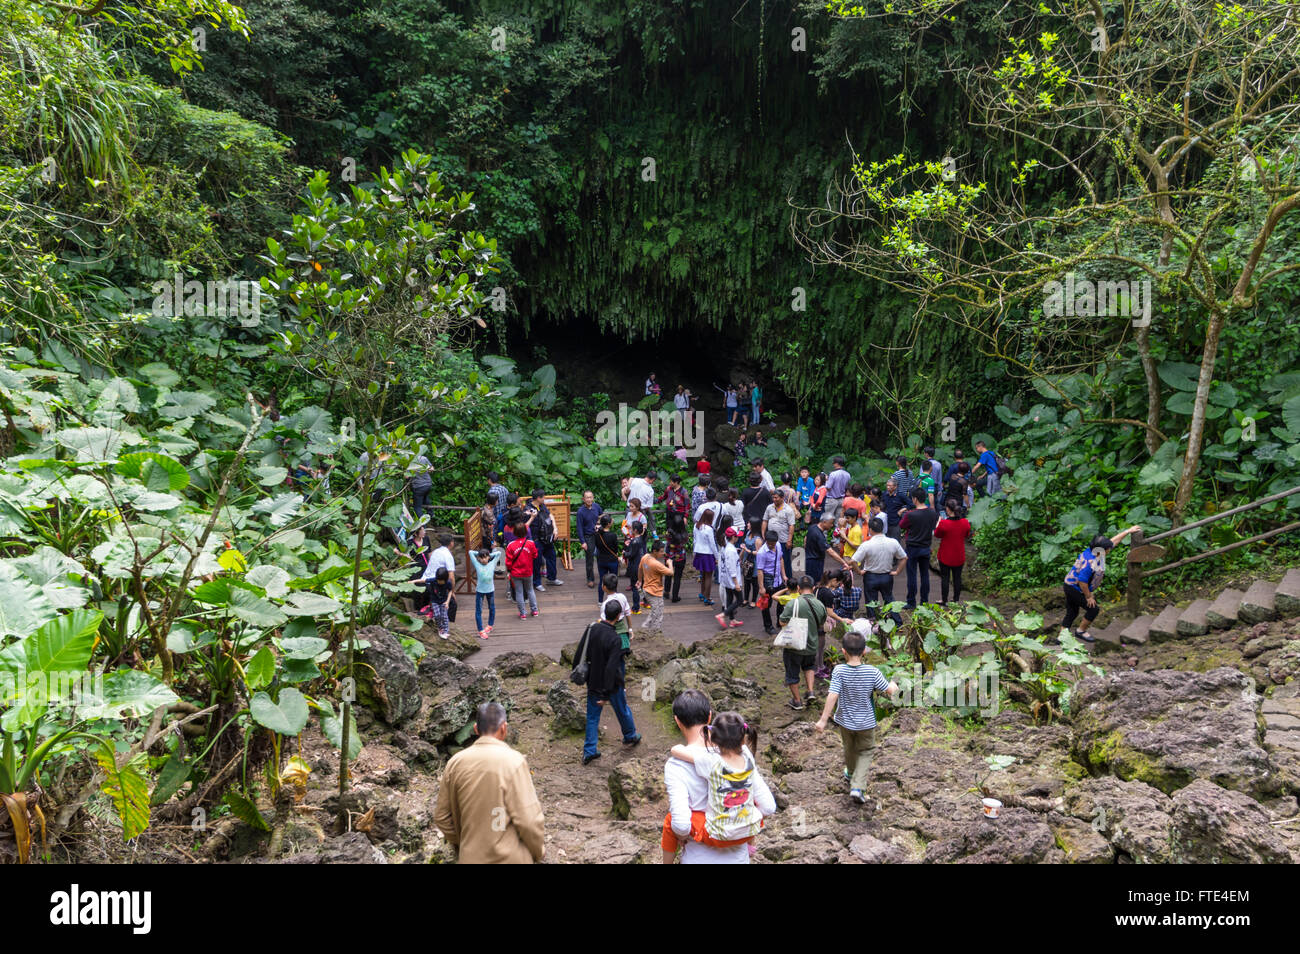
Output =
[{"x1": 551, "y1": 579, "x2": 564, "y2": 586}]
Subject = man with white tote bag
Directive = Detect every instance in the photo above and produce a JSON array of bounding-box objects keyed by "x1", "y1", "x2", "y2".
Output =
[{"x1": 774, "y1": 576, "x2": 827, "y2": 711}]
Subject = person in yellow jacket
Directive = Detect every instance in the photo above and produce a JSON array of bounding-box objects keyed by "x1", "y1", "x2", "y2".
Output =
[{"x1": 434, "y1": 702, "x2": 545, "y2": 863}]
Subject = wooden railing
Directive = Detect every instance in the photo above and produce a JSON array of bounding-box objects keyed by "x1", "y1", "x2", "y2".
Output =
[{"x1": 1125, "y1": 485, "x2": 1300, "y2": 616}]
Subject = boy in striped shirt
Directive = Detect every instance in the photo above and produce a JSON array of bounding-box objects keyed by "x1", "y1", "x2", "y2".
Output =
[{"x1": 814, "y1": 629, "x2": 898, "y2": 804}]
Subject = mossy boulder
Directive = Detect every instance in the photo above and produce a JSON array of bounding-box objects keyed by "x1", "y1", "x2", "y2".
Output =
[{"x1": 1070, "y1": 667, "x2": 1278, "y2": 798}]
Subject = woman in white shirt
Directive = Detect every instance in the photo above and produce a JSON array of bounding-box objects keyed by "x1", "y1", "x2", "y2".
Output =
[
  {"x1": 716, "y1": 527, "x2": 744, "y2": 629},
  {"x1": 719, "y1": 490, "x2": 745, "y2": 536},
  {"x1": 692, "y1": 509, "x2": 719, "y2": 606}
]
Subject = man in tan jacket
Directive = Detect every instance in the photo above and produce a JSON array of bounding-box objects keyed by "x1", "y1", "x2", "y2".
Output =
[{"x1": 434, "y1": 702, "x2": 545, "y2": 863}]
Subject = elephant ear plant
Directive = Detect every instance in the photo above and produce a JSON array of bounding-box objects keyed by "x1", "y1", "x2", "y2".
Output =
[{"x1": 0, "y1": 609, "x2": 177, "y2": 863}]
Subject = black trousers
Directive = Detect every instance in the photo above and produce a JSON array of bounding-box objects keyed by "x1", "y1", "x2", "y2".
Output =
[
  {"x1": 863, "y1": 572, "x2": 902, "y2": 627},
  {"x1": 939, "y1": 561, "x2": 964, "y2": 603},
  {"x1": 1062, "y1": 585, "x2": 1099, "y2": 631}
]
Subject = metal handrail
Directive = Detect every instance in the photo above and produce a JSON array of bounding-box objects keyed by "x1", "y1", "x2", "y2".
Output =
[{"x1": 1125, "y1": 483, "x2": 1300, "y2": 616}]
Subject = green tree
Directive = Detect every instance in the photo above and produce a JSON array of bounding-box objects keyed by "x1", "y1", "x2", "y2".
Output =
[{"x1": 799, "y1": 0, "x2": 1300, "y2": 520}]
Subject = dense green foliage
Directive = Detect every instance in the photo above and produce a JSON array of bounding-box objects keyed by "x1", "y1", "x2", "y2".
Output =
[{"x1": 5, "y1": 0, "x2": 1300, "y2": 861}]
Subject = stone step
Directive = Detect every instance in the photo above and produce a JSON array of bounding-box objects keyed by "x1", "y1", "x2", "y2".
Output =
[
  {"x1": 1090, "y1": 618, "x2": 1128, "y2": 652},
  {"x1": 1239, "y1": 580, "x2": 1278, "y2": 624},
  {"x1": 1275, "y1": 568, "x2": 1300, "y2": 616},
  {"x1": 1147, "y1": 604, "x2": 1183, "y2": 642},
  {"x1": 1120, "y1": 614, "x2": 1153, "y2": 646},
  {"x1": 1175, "y1": 599, "x2": 1213, "y2": 638},
  {"x1": 1205, "y1": 588, "x2": 1244, "y2": 629}
]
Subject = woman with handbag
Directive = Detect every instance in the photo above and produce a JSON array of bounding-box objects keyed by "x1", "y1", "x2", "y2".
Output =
[{"x1": 776, "y1": 576, "x2": 827, "y2": 711}]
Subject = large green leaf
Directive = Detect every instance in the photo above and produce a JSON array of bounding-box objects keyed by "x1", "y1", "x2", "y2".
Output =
[
  {"x1": 165, "y1": 621, "x2": 217, "y2": 653},
  {"x1": 250, "y1": 688, "x2": 310, "y2": 736},
  {"x1": 223, "y1": 789, "x2": 269, "y2": 831},
  {"x1": 116, "y1": 452, "x2": 190, "y2": 491},
  {"x1": 95, "y1": 745, "x2": 150, "y2": 840},
  {"x1": 3, "y1": 548, "x2": 90, "y2": 611},
  {"x1": 282, "y1": 592, "x2": 344, "y2": 617},
  {"x1": 228, "y1": 587, "x2": 289, "y2": 628},
  {"x1": 1137, "y1": 458, "x2": 1179, "y2": 487},
  {"x1": 1157, "y1": 361, "x2": 1200, "y2": 392},
  {"x1": 252, "y1": 492, "x2": 304, "y2": 527},
  {"x1": 0, "y1": 609, "x2": 102, "y2": 729},
  {"x1": 54, "y1": 426, "x2": 131, "y2": 462},
  {"x1": 158, "y1": 390, "x2": 217, "y2": 419},
  {"x1": 1282, "y1": 394, "x2": 1300, "y2": 438},
  {"x1": 76, "y1": 668, "x2": 178, "y2": 721},
  {"x1": 1167, "y1": 391, "x2": 1197, "y2": 415},
  {"x1": 245, "y1": 646, "x2": 275, "y2": 691},
  {"x1": 1056, "y1": 506, "x2": 1099, "y2": 540},
  {"x1": 150, "y1": 753, "x2": 192, "y2": 806},
  {"x1": 125, "y1": 488, "x2": 183, "y2": 512},
  {"x1": 280, "y1": 636, "x2": 329, "y2": 659},
  {"x1": 98, "y1": 377, "x2": 141, "y2": 413},
  {"x1": 253, "y1": 465, "x2": 288, "y2": 486},
  {"x1": 318, "y1": 700, "x2": 362, "y2": 759},
  {"x1": 137, "y1": 362, "x2": 180, "y2": 388},
  {"x1": 244, "y1": 565, "x2": 291, "y2": 598}
]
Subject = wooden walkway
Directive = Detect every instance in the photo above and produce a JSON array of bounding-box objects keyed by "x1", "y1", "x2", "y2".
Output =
[{"x1": 461, "y1": 558, "x2": 948, "y2": 669}]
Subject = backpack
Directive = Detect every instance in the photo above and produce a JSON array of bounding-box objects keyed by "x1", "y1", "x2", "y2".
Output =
[
  {"x1": 994, "y1": 454, "x2": 1014, "y2": 477},
  {"x1": 703, "y1": 750, "x2": 765, "y2": 842},
  {"x1": 535, "y1": 507, "x2": 554, "y2": 545}
]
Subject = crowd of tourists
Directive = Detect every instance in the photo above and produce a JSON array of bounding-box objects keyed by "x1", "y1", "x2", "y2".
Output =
[{"x1": 413, "y1": 422, "x2": 1146, "y2": 864}]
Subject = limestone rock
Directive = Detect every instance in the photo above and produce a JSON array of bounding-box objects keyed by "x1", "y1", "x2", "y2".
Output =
[
  {"x1": 417, "y1": 654, "x2": 506, "y2": 747},
  {"x1": 652, "y1": 654, "x2": 763, "y2": 713},
  {"x1": 847, "y1": 833, "x2": 905, "y2": 864},
  {"x1": 1168, "y1": 779, "x2": 1292, "y2": 863},
  {"x1": 608, "y1": 756, "x2": 667, "y2": 820},
  {"x1": 923, "y1": 807, "x2": 1063, "y2": 864},
  {"x1": 491, "y1": 650, "x2": 540, "y2": 678},
  {"x1": 1063, "y1": 776, "x2": 1174, "y2": 863},
  {"x1": 356, "y1": 625, "x2": 422, "y2": 726},
  {"x1": 546, "y1": 681, "x2": 586, "y2": 734},
  {"x1": 1046, "y1": 812, "x2": 1114, "y2": 863},
  {"x1": 1071, "y1": 667, "x2": 1277, "y2": 798},
  {"x1": 276, "y1": 832, "x2": 387, "y2": 864}
]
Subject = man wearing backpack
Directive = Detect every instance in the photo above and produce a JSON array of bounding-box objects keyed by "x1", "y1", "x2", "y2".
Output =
[
  {"x1": 576, "y1": 602, "x2": 641, "y2": 765},
  {"x1": 527, "y1": 490, "x2": 564, "y2": 591},
  {"x1": 971, "y1": 440, "x2": 1008, "y2": 497}
]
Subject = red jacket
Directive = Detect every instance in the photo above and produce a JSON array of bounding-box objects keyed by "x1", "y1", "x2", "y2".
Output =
[
  {"x1": 505, "y1": 538, "x2": 538, "y2": 578},
  {"x1": 696, "y1": 460, "x2": 711, "y2": 475},
  {"x1": 933, "y1": 518, "x2": 971, "y2": 566}
]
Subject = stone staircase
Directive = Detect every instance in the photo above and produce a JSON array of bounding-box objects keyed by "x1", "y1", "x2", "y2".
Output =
[{"x1": 1092, "y1": 568, "x2": 1300, "y2": 651}]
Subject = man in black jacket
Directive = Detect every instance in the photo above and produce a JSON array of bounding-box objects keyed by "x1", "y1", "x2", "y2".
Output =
[
  {"x1": 578, "y1": 602, "x2": 641, "y2": 765},
  {"x1": 741, "y1": 473, "x2": 768, "y2": 527}
]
